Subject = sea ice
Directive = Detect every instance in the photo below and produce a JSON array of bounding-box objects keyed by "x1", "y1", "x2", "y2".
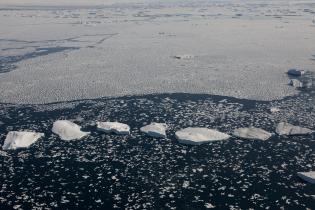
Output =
[
  {"x1": 297, "y1": 171, "x2": 315, "y2": 184},
  {"x1": 52, "y1": 120, "x2": 90, "y2": 140},
  {"x1": 287, "y1": 69, "x2": 305, "y2": 76},
  {"x1": 140, "y1": 123, "x2": 167, "y2": 138},
  {"x1": 2, "y1": 131, "x2": 44, "y2": 150},
  {"x1": 290, "y1": 79, "x2": 303, "y2": 88},
  {"x1": 173, "y1": 54, "x2": 195, "y2": 60},
  {"x1": 96, "y1": 122, "x2": 130, "y2": 135},
  {"x1": 175, "y1": 127, "x2": 230, "y2": 145},
  {"x1": 275, "y1": 122, "x2": 314, "y2": 136},
  {"x1": 233, "y1": 127, "x2": 272, "y2": 140}
]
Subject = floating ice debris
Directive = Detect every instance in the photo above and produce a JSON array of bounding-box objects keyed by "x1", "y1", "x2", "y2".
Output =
[
  {"x1": 290, "y1": 79, "x2": 303, "y2": 88},
  {"x1": 270, "y1": 107, "x2": 280, "y2": 113},
  {"x1": 287, "y1": 69, "x2": 305, "y2": 76},
  {"x1": 175, "y1": 127, "x2": 230, "y2": 145},
  {"x1": 276, "y1": 122, "x2": 314, "y2": 136},
  {"x1": 233, "y1": 127, "x2": 272, "y2": 140},
  {"x1": 2, "y1": 131, "x2": 44, "y2": 150},
  {"x1": 52, "y1": 120, "x2": 90, "y2": 140},
  {"x1": 173, "y1": 54, "x2": 195, "y2": 60},
  {"x1": 96, "y1": 122, "x2": 130, "y2": 135},
  {"x1": 140, "y1": 123, "x2": 167, "y2": 138},
  {"x1": 297, "y1": 171, "x2": 315, "y2": 184}
]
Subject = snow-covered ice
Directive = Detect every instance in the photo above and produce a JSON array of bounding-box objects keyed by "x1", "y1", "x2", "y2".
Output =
[
  {"x1": 175, "y1": 127, "x2": 230, "y2": 145},
  {"x1": 52, "y1": 120, "x2": 90, "y2": 140},
  {"x1": 297, "y1": 172, "x2": 315, "y2": 184},
  {"x1": 275, "y1": 122, "x2": 313, "y2": 136},
  {"x1": 96, "y1": 122, "x2": 130, "y2": 135},
  {"x1": 140, "y1": 123, "x2": 167, "y2": 138},
  {"x1": 233, "y1": 127, "x2": 272, "y2": 141},
  {"x1": 2, "y1": 131, "x2": 44, "y2": 150}
]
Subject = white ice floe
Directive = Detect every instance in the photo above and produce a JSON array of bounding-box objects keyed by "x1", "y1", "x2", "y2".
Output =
[
  {"x1": 96, "y1": 122, "x2": 130, "y2": 135},
  {"x1": 290, "y1": 79, "x2": 303, "y2": 88},
  {"x1": 297, "y1": 171, "x2": 315, "y2": 184},
  {"x1": 52, "y1": 120, "x2": 90, "y2": 140},
  {"x1": 175, "y1": 127, "x2": 230, "y2": 145},
  {"x1": 2, "y1": 131, "x2": 44, "y2": 150},
  {"x1": 270, "y1": 107, "x2": 280, "y2": 113},
  {"x1": 287, "y1": 69, "x2": 305, "y2": 76},
  {"x1": 173, "y1": 54, "x2": 195, "y2": 60},
  {"x1": 275, "y1": 122, "x2": 314, "y2": 136},
  {"x1": 233, "y1": 127, "x2": 272, "y2": 140},
  {"x1": 140, "y1": 123, "x2": 167, "y2": 138}
]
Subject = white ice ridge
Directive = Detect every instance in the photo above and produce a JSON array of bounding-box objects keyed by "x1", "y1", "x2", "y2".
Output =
[
  {"x1": 175, "y1": 127, "x2": 230, "y2": 145},
  {"x1": 276, "y1": 122, "x2": 314, "y2": 136},
  {"x1": 140, "y1": 123, "x2": 167, "y2": 138},
  {"x1": 2, "y1": 131, "x2": 44, "y2": 150},
  {"x1": 96, "y1": 122, "x2": 130, "y2": 135},
  {"x1": 297, "y1": 171, "x2": 315, "y2": 184},
  {"x1": 233, "y1": 127, "x2": 272, "y2": 141},
  {"x1": 52, "y1": 120, "x2": 90, "y2": 140}
]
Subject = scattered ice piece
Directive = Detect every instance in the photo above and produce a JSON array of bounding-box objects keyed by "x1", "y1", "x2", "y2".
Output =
[
  {"x1": 2, "y1": 131, "x2": 44, "y2": 150},
  {"x1": 175, "y1": 127, "x2": 230, "y2": 145},
  {"x1": 297, "y1": 172, "x2": 315, "y2": 184},
  {"x1": 233, "y1": 127, "x2": 272, "y2": 140},
  {"x1": 276, "y1": 122, "x2": 314, "y2": 136},
  {"x1": 174, "y1": 54, "x2": 195, "y2": 60},
  {"x1": 204, "y1": 203, "x2": 216, "y2": 208},
  {"x1": 140, "y1": 123, "x2": 167, "y2": 138},
  {"x1": 96, "y1": 122, "x2": 130, "y2": 135},
  {"x1": 290, "y1": 79, "x2": 303, "y2": 88},
  {"x1": 52, "y1": 120, "x2": 90, "y2": 140},
  {"x1": 270, "y1": 107, "x2": 280, "y2": 113},
  {"x1": 287, "y1": 69, "x2": 305, "y2": 76}
]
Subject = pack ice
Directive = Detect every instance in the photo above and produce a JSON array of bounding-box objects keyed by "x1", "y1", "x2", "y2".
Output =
[
  {"x1": 52, "y1": 120, "x2": 90, "y2": 140},
  {"x1": 233, "y1": 127, "x2": 272, "y2": 140},
  {"x1": 140, "y1": 123, "x2": 167, "y2": 138},
  {"x1": 276, "y1": 122, "x2": 314, "y2": 136},
  {"x1": 2, "y1": 131, "x2": 44, "y2": 150},
  {"x1": 96, "y1": 122, "x2": 130, "y2": 135},
  {"x1": 175, "y1": 127, "x2": 230, "y2": 145}
]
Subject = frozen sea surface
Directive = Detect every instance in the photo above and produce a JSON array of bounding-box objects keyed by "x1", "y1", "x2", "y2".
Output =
[
  {"x1": 0, "y1": 73, "x2": 314, "y2": 209},
  {"x1": 0, "y1": 0, "x2": 315, "y2": 103}
]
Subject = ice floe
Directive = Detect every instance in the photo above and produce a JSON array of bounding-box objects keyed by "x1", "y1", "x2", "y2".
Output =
[
  {"x1": 173, "y1": 54, "x2": 195, "y2": 60},
  {"x1": 297, "y1": 171, "x2": 315, "y2": 184},
  {"x1": 175, "y1": 127, "x2": 230, "y2": 145},
  {"x1": 233, "y1": 127, "x2": 272, "y2": 140},
  {"x1": 2, "y1": 131, "x2": 44, "y2": 150},
  {"x1": 96, "y1": 122, "x2": 130, "y2": 135},
  {"x1": 290, "y1": 79, "x2": 303, "y2": 88},
  {"x1": 140, "y1": 123, "x2": 167, "y2": 138},
  {"x1": 287, "y1": 69, "x2": 305, "y2": 76},
  {"x1": 52, "y1": 120, "x2": 90, "y2": 140},
  {"x1": 276, "y1": 122, "x2": 313, "y2": 136}
]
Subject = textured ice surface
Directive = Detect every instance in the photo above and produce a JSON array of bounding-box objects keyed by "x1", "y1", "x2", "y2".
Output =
[
  {"x1": 276, "y1": 122, "x2": 314, "y2": 136},
  {"x1": 175, "y1": 127, "x2": 230, "y2": 145},
  {"x1": 1, "y1": 0, "x2": 315, "y2": 103},
  {"x1": 298, "y1": 172, "x2": 315, "y2": 184},
  {"x1": 233, "y1": 127, "x2": 272, "y2": 141},
  {"x1": 97, "y1": 122, "x2": 130, "y2": 135},
  {"x1": 140, "y1": 122, "x2": 167, "y2": 138},
  {"x1": 2, "y1": 131, "x2": 44, "y2": 150},
  {"x1": 52, "y1": 120, "x2": 90, "y2": 140}
]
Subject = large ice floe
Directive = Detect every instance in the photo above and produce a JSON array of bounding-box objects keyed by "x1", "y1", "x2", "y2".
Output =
[
  {"x1": 96, "y1": 122, "x2": 130, "y2": 135},
  {"x1": 297, "y1": 172, "x2": 315, "y2": 184},
  {"x1": 52, "y1": 120, "x2": 90, "y2": 140},
  {"x1": 2, "y1": 131, "x2": 44, "y2": 150},
  {"x1": 233, "y1": 127, "x2": 272, "y2": 140},
  {"x1": 140, "y1": 123, "x2": 167, "y2": 138},
  {"x1": 175, "y1": 127, "x2": 230, "y2": 145},
  {"x1": 276, "y1": 122, "x2": 314, "y2": 136}
]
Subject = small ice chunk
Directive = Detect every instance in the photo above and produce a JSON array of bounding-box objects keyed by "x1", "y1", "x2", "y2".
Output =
[
  {"x1": 276, "y1": 122, "x2": 313, "y2": 136},
  {"x1": 175, "y1": 127, "x2": 230, "y2": 145},
  {"x1": 290, "y1": 79, "x2": 303, "y2": 88},
  {"x1": 52, "y1": 120, "x2": 90, "y2": 140},
  {"x1": 2, "y1": 131, "x2": 44, "y2": 150},
  {"x1": 96, "y1": 122, "x2": 130, "y2": 135},
  {"x1": 233, "y1": 127, "x2": 272, "y2": 140},
  {"x1": 174, "y1": 54, "x2": 195, "y2": 60},
  {"x1": 287, "y1": 69, "x2": 305, "y2": 76},
  {"x1": 297, "y1": 171, "x2": 315, "y2": 184},
  {"x1": 140, "y1": 123, "x2": 167, "y2": 138},
  {"x1": 270, "y1": 107, "x2": 280, "y2": 113}
]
